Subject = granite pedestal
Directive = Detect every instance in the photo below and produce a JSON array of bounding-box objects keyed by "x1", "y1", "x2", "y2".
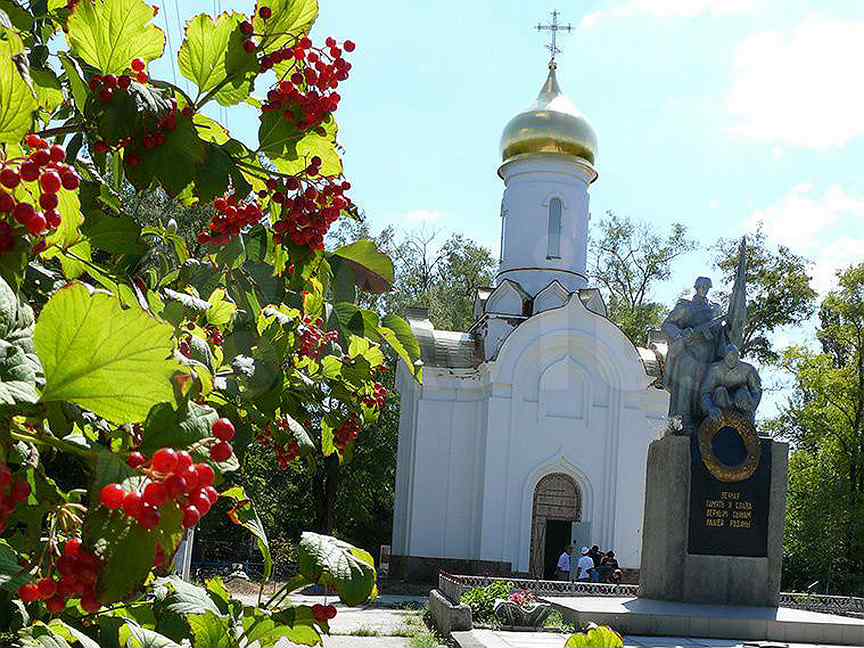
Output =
[
  {"x1": 547, "y1": 595, "x2": 864, "y2": 646},
  {"x1": 638, "y1": 435, "x2": 788, "y2": 607}
]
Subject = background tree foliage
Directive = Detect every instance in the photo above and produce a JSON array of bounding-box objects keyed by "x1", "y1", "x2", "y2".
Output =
[
  {"x1": 712, "y1": 228, "x2": 817, "y2": 364},
  {"x1": 588, "y1": 211, "x2": 697, "y2": 346},
  {"x1": 770, "y1": 263, "x2": 864, "y2": 594}
]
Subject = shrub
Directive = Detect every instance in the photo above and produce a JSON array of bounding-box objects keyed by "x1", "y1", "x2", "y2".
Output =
[{"x1": 460, "y1": 581, "x2": 514, "y2": 624}]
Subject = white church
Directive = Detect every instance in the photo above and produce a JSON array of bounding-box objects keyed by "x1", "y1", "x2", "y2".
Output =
[{"x1": 391, "y1": 60, "x2": 670, "y2": 581}]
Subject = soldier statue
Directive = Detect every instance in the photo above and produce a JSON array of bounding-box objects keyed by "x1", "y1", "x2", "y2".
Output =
[
  {"x1": 701, "y1": 344, "x2": 762, "y2": 423},
  {"x1": 660, "y1": 277, "x2": 726, "y2": 434},
  {"x1": 659, "y1": 239, "x2": 759, "y2": 435}
]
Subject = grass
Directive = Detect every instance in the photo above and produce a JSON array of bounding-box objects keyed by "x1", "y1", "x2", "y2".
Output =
[
  {"x1": 344, "y1": 625, "x2": 381, "y2": 637},
  {"x1": 408, "y1": 630, "x2": 441, "y2": 648},
  {"x1": 544, "y1": 610, "x2": 578, "y2": 633}
]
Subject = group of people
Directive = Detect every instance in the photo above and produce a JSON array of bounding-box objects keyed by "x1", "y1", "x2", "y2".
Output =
[{"x1": 555, "y1": 544, "x2": 622, "y2": 583}]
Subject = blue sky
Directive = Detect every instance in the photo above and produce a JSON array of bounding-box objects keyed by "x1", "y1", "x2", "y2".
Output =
[{"x1": 149, "y1": 0, "x2": 864, "y2": 403}]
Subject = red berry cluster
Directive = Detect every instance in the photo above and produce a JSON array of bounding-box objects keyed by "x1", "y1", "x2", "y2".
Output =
[
  {"x1": 298, "y1": 317, "x2": 338, "y2": 359},
  {"x1": 363, "y1": 381, "x2": 388, "y2": 409},
  {"x1": 126, "y1": 99, "x2": 185, "y2": 169},
  {"x1": 88, "y1": 58, "x2": 149, "y2": 104},
  {"x1": 206, "y1": 325, "x2": 224, "y2": 347},
  {"x1": 260, "y1": 36, "x2": 354, "y2": 130},
  {"x1": 272, "y1": 176, "x2": 352, "y2": 250},
  {"x1": 210, "y1": 417, "x2": 236, "y2": 462},
  {"x1": 92, "y1": 96, "x2": 189, "y2": 166},
  {"x1": 312, "y1": 603, "x2": 338, "y2": 623},
  {"x1": 197, "y1": 194, "x2": 264, "y2": 246},
  {"x1": 334, "y1": 417, "x2": 361, "y2": 452},
  {"x1": 0, "y1": 135, "x2": 79, "y2": 246},
  {"x1": 258, "y1": 418, "x2": 302, "y2": 469},
  {"x1": 0, "y1": 463, "x2": 30, "y2": 533},
  {"x1": 100, "y1": 447, "x2": 219, "y2": 530},
  {"x1": 17, "y1": 539, "x2": 103, "y2": 614}
]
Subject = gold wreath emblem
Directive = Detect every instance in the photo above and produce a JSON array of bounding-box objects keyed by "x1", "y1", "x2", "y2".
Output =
[{"x1": 697, "y1": 410, "x2": 761, "y2": 482}]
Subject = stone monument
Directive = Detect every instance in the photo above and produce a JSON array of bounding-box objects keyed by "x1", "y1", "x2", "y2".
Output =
[{"x1": 639, "y1": 239, "x2": 789, "y2": 607}]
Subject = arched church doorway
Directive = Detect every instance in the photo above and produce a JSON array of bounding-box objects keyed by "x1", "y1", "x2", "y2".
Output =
[{"x1": 529, "y1": 473, "x2": 581, "y2": 579}]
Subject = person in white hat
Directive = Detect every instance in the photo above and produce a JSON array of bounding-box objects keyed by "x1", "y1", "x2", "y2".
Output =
[{"x1": 575, "y1": 546, "x2": 594, "y2": 582}]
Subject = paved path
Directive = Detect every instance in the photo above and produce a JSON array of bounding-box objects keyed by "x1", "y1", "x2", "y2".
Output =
[
  {"x1": 231, "y1": 592, "x2": 426, "y2": 638},
  {"x1": 321, "y1": 638, "x2": 413, "y2": 648},
  {"x1": 456, "y1": 629, "x2": 851, "y2": 648}
]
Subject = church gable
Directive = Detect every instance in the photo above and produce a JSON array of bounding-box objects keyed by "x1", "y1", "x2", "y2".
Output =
[
  {"x1": 533, "y1": 280, "x2": 571, "y2": 314},
  {"x1": 493, "y1": 286, "x2": 654, "y2": 393},
  {"x1": 485, "y1": 279, "x2": 531, "y2": 316}
]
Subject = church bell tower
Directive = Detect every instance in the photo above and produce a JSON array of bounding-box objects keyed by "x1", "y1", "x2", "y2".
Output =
[{"x1": 496, "y1": 23, "x2": 598, "y2": 297}]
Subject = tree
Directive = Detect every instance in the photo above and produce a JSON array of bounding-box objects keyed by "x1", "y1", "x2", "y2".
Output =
[
  {"x1": 0, "y1": 0, "x2": 421, "y2": 645},
  {"x1": 589, "y1": 211, "x2": 697, "y2": 345},
  {"x1": 712, "y1": 228, "x2": 817, "y2": 364},
  {"x1": 329, "y1": 221, "x2": 497, "y2": 331},
  {"x1": 772, "y1": 263, "x2": 864, "y2": 594}
]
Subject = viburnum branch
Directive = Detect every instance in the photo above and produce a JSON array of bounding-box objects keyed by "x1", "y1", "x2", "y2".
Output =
[
  {"x1": 9, "y1": 429, "x2": 96, "y2": 460},
  {"x1": 32, "y1": 124, "x2": 85, "y2": 138}
]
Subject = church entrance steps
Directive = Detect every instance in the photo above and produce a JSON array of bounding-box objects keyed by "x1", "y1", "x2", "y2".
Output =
[{"x1": 547, "y1": 596, "x2": 864, "y2": 646}]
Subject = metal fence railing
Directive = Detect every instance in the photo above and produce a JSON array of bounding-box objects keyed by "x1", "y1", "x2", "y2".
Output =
[{"x1": 439, "y1": 573, "x2": 864, "y2": 618}]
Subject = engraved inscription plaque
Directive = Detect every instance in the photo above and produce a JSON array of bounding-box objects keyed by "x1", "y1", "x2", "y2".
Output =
[{"x1": 688, "y1": 434, "x2": 772, "y2": 557}]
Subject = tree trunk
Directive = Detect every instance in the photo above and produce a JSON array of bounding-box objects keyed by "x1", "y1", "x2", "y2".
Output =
[{"x1": 315, "y1": 454, "x2": 340, "y2": 534}]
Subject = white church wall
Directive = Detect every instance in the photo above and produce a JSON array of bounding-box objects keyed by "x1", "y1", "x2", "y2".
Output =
[
  {"x1": 612, "y1": 389, "x2": 670, "y2": 569},
  {"x1": 391, "y1": 363, "x2": 417, "y2": 555},
  {"x1": 485, "y1": 296, "x2": 658, "y2": 572},
  {"x1": 395, "y1": 368, "x2": 486, "y2": 561}
]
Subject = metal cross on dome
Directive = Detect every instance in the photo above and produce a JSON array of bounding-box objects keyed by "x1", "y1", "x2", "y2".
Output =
[{"x1": 536, "y1": 10, "x2": 573, "y2": 67}]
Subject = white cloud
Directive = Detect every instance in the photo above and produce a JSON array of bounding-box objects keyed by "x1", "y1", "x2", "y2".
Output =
[
  {"x1": 582, "y1": 0, "x2": 754, "y2": 27},
  {"x1": 708, "y1": 199, "x2": 720, "y2": 210},
  {"x1": 746, "y1": 184, "x2": 864, "y2": 293},
  {"x1": 401, "y1": 209, "x2": 445, "y2": 224},
  {"x1": 811, "y1": 237, "x2": 864, "y2": 295},
  {"x1": 728, "y1": 18, "x2": 864, "y2": 149}
]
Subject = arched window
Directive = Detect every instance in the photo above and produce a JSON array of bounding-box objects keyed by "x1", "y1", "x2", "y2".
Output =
[
  {"x1": 547, "y1": 198, "x2": 562, "y2": 258},
  {"x1": 499, "y1": 204, "x2": 507, "y2": 262}
]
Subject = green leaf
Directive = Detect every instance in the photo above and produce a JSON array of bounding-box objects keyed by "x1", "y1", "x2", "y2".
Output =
[
  {"x1": 272, "y1": 130, "x2": 342, "y2": 178},
  {"x1": 58, "y1": 52, "x2": 88, "y2": 112},
  {"x1": 564, "y1": 625, "x2": 625, "y2": 648},
  {"x1": 45, "y1": 620, "x2": 102, "y2": 648},
  {"x1": 329, "y1": 303, "x2": 381, "y2": 343},
  {"x1": 178, "y1": 12, "x2": 258, "y2": 107},
  {"x1": 15, "y1": 628, "x2": 73, "y2": 648},
  {"x1": 186, "y1": 612, "x2": 234, "y2": 648},
  {"x1": 153, "y1": 576, "x2": 222, "y2": 616},
  {"x1": 124, "y1": 115, "x2": 205, "y2": 197},
  {"x1": 0, "y1": 339, "x2": 38, "y2": 404},
  {"x1": 297, "y1": 532, "x2": 377, "y2": 606},
  {"x1": 253, "y1": 0, "x2": 318, "y2": 55},
  {"x1": 206, "y1": 288, "x2": 237, "y2": 326},
  {"x1": 31, "y1": 67, "x2": 64, "y2": 114},
  {"x1": 119, "y1": 623, "x2": 182, "y2": 648},
  {"x1": 84, "y1": 507, "x2": 156, "y2": 603},
  {"x1": 0, "y1": 538, "x2": 29, "y2": 592},
  {"x1": 35, "y1": 283, "x2": 180, "y2": 424},
  {"x1": 88, "y1": 443, "x2": 136, "y2": 500},
  {"x1": 331, "y1": 240, "x2": 394, "y2": 293},
  {"x1": 67, "y1": 0, "x2": 166, "y2": 75},
  {"x1": 0, "y1": 40, "x2": 35, "y2": 144},
  {"x1": 379, "y1": 314, "x2": 421, "y2": 379},
  {"x1": 245, "y1": 607, "x2": 322, "y2": 647},
  {"x1": 320, "y1": 414, "x2": 336, "y2": 458},
  {"x1": 222, "y1": 486, "x2": 272, "y2": 581},
  {"x1": 140, "y1": 401, "x2": 218, "y2": 455},
  {"x1": 81, "y1": 212, "x2": 145, "y2": 256}
]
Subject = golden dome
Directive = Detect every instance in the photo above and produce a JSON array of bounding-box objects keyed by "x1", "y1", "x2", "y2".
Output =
[{"x1": 500, "y1": 65, "x2": 598, "y2": 169}]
